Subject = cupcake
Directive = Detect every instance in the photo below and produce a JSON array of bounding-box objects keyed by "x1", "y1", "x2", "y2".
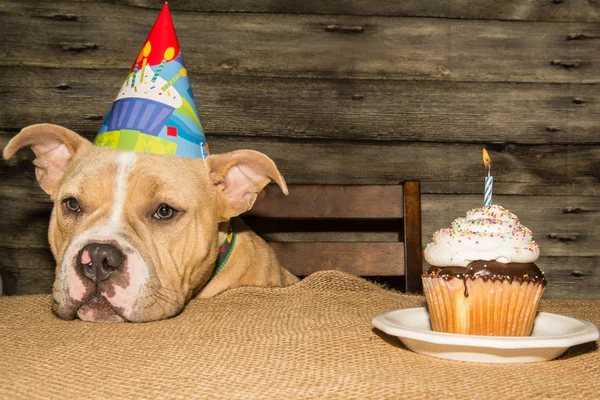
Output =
[{"x1": 422, "y1": 205, "x2": 546, "y2": 336}]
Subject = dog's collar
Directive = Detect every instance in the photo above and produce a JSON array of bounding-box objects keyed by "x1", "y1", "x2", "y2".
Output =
[{"x1": 211, "y1": 222, "x2": 236, "y2": 280}]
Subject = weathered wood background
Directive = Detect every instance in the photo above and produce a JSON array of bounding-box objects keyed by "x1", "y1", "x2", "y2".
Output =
[{"x1": 0, "y1": 0, "x2": 598, "y2": 298}]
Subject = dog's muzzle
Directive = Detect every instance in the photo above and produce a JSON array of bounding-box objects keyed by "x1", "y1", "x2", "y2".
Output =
[{"x1": 53, "y1": 231, "x2": 185, "y2": 323}]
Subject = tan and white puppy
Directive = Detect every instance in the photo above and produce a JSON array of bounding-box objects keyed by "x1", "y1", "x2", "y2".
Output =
[{"x1": 3, "y1": 124, "x2": 298, "y2": 322}]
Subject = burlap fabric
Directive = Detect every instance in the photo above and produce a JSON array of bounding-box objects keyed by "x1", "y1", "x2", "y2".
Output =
[{"x1": 1, "y1": 271, "x2": 598, "y2": 399}]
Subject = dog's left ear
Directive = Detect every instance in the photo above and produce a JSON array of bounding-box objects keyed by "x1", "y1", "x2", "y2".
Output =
[
  {"x1": 207, "y1": 150, "x2": 288, "y2": 221},
  {"x1": 3, "y1": 124, "x2": 92, "y2": 198}
]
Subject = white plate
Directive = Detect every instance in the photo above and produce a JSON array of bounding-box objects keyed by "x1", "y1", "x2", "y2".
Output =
[{"x1": 372, "y1": 307, "x2": 599, "y2": 364}]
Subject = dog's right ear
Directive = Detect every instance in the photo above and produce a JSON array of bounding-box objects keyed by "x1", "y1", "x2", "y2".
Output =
[
  {"x1": 2, "y1": 124, "x2": 92, "y2": 198},
  {"x1": 207, "y1": 150, "x2": 288, "y2": 222}
]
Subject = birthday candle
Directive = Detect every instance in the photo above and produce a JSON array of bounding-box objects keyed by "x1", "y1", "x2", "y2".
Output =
[
  {"x1": 162, "y1": 68, "x2": 187, "y2": 91},
  {"x1": 151, "y1": 61, "x2": 165, "y2": 83},
  {"x1": 139, "y1": 41, "x2": 152, "y2": 84},
  {"x1": 140, "y1": 61, "x2": 147, "y2": 83},
  {"x1": 485, "y1": 175, "x2": 493, "y2": 207},
  {"x1": 483, "y1": 148, "x2": 493, "y2": 206},
  {"x1": 131, "y1": 64, "x2": 138, "y2": 88},
  {"x1": 152, "y1": 47, "x2": 175, "y2": 83}
]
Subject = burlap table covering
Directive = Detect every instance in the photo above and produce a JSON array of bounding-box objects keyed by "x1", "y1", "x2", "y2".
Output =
[{"x1": 1, "y1": 271, "x2": 598, "y2": 399}]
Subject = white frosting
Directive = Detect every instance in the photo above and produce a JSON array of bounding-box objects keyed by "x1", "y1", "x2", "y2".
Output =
[
  {"x1": 424, "y1": 204, "x2": 540, "y2": 267},
  {"x1": 115, "y1": 64, "x2": 182, "y2": 108}
]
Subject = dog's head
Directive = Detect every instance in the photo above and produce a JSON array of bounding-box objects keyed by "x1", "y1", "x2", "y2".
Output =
[{"x1": 3, "y1": 124, "x2": 287, "y2": 322}]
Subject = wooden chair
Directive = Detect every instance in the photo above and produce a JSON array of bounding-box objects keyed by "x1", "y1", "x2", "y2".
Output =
[{"x1": 245, "y1": 181, "x2": 423, "y2": 293}]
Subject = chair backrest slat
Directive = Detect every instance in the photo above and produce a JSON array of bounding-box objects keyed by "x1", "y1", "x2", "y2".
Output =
[
  {"x1": 269, "y1": 242, "x2": 405, "y2": 277},
  {"x1": 249, "y1": 185, "x2": 404, "y2": 219},
  {"x1": 244, "y1": 182, "x2": 422, "y2": 293}
]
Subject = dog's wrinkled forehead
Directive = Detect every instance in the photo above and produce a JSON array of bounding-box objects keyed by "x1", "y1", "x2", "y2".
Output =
[
  {"x1": 60, "y1": 148, "x2": 211, "y2": 205},
  {"x1": 59, "y1": 148, "x2": 118, "y2": 197}
]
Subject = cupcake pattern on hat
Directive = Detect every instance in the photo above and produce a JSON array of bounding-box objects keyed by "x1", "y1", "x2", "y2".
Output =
[
  {"x1": 94, "y1": 3, "x2": 209, "y2": 159},
  {"x1": 423, "y1": 205, "x2": 540, "y2": 267}
]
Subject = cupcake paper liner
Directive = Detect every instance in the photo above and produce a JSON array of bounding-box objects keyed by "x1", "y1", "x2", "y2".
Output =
[{"x1": 422, "y1": 276, "x2": 545, "y2": 336}]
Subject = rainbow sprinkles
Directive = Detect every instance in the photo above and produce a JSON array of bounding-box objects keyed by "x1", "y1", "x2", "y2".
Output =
[{"x1": 424, "y1": 204, "x2": 540, "y2": 267}]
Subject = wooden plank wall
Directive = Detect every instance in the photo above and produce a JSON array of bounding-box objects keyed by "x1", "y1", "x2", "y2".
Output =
[{"x1": 0, "y1": 0, "x2": 598, "y2": 298}]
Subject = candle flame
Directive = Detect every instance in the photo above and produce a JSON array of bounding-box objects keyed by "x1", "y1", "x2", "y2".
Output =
[
  {"x1": 143, "y1": 41, "x2": 152, "y2": 57},
  {"x1": 482, "y1": 148, "x2": 491, "y2": 168},
  {"x1": 136, "y1": 41, "x2": 152, "y2": 62},
  {"x1": 164, "y1": 47, "x2": 175, "y2": 61}
]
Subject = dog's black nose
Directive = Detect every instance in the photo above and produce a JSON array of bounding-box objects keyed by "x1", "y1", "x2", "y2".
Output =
[{"x1": 78, "y1": 243, "x2": 125, "y2": 283}]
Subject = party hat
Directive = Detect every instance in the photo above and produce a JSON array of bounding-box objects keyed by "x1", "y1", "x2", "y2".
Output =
[{"x1": 94, "y1": 3, "x2": 209, "y2": 159}]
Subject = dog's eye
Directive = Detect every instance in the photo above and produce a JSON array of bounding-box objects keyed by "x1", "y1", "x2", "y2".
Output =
[
  {"x1": 63, "y1": 197, "x2": 81, "y2": 213},
  {"x1": 153, "y1": 204, "x2": 176, "y2": 220}
]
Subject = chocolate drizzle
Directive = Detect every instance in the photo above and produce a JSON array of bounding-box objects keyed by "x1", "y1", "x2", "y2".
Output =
[{"x1": 422, "y1": 260, "x2": 547, "y2": 297}]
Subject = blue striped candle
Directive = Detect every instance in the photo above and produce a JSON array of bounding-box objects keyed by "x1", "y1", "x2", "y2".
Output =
[
  {"x1": 151, "y1": 60, "x2": 165, "y2": 83},
  {"x1": 131, "y1": 64, "x2": 138, "y2": 88},
  {"x1": 484, "y1": 175, "x2": 493, "y2": 206}
]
